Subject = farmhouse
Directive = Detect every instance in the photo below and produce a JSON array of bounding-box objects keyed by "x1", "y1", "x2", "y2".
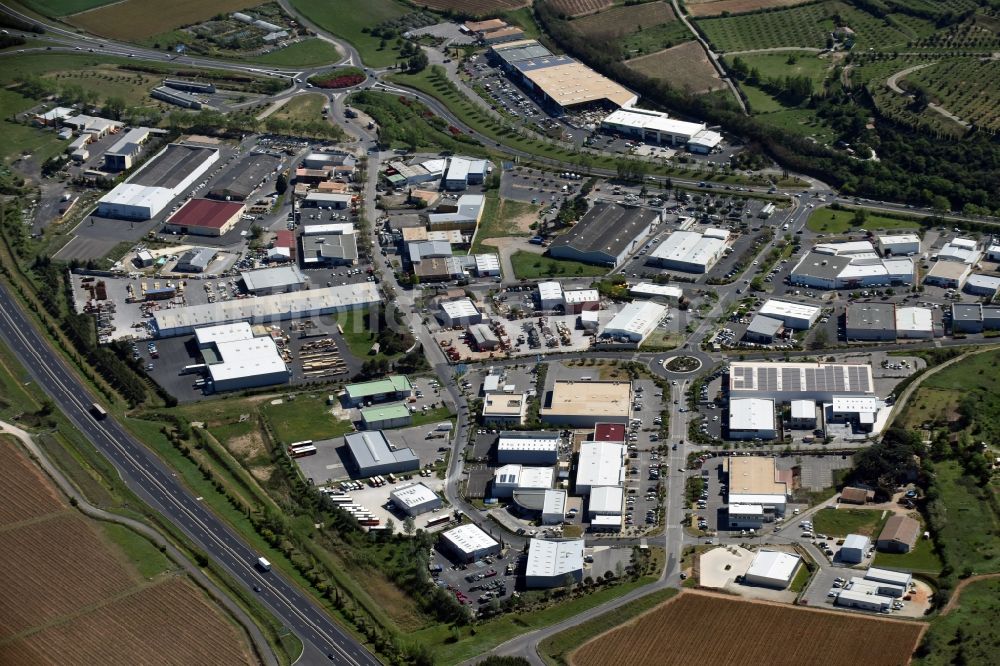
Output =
[
  {"x1": 548, "y1": 201, "x2": 660, "y2": 267},
  {"x1": 876, "y1": 515, "x2": 919, "y2": 553},
  {"x1": 743, "y1": 550, "x2": 801, "y2": 589},
  {"x1": 525, "y1": 538, "x2": 584, "y2": 589},
  {"x1": 541, "y1": 380, "x2": 632, "y2": 427}
]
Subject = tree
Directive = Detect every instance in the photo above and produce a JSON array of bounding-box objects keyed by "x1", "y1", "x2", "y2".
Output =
[
  {"x1": 102, "y1": 96, "x2": 126, "y2": 121},
  {"x1": 403, "y1": 516, "x2": 415, "y2": 536},
  {"x1": 932, "y1": 195, "x2": 951, "y2": 214},
  {"x1": 407, "y1": 49, "x2": 429, "y2": 73},
  {"x1": 275, "y1": 172, "x2": 288, "y2": 195}
]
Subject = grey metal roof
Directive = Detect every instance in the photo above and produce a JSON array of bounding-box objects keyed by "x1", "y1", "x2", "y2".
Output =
[
  {"x1": 952, "y1": 303, "x2": 982, "y2": 322},
  {"x1": 847, "y1": 303, "x2": 896, "y2": 330},
  {"x1": 345, "y1": 431, "x2": 419, "y2": 470},
  {"x1": 241, "y1": 265, "x2": 306, "y2": 292},
  {"x1": 746, "y1": 315, "x2": 783, "y2": 337},
  {"x1": 176, "y1": 247, "x2": 215, "y2": 271},
  {"x1": 549, "y1": 202, "x2": 657, "y2": 260},
  {"x1": 791, "y1": 252, "x2": 852, "y2": 281}
]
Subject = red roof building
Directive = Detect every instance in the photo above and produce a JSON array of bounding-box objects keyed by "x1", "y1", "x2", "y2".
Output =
[
  {"x1": 270, "y1": 229, "x2": 296, "y2": 262},
  {"x1": 164, "y1": 198, "x2": 245, "y2": 237},
  {"x1": 593, "y1": 422, "x2": 626, "y2": 443}
]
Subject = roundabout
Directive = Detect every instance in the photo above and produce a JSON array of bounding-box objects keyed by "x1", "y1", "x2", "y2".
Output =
[{"x1": 662, "y1": 355, "x2": 703, "y2": 374}]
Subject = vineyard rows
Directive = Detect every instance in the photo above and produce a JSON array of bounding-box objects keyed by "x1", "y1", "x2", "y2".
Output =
[
  {"x1": 570, "y1": 1, "x2": 678, "y2": 38},
  {"x1": 0, "y1": 442, "x2": 64, "y2": 526},
  {"x1": 548, "y1": 0, "x2": 613, "y2": 17},
  {"x1": 910, "y1": 58, "x2": 1000, "y2": 132}
]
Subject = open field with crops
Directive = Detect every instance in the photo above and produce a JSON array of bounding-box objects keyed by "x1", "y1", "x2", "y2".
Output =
[
  {"x1": 409, "y1": 0, "x2": 527, "y2": 13},
  {"x1": 548, "y1": 0, "x2": 614, "y2": 17},
  {"x1": 571, "y1": 1, "x2": 677, "y2": 38},
  {"x1": 626, "y1": 40, "x2": 725, "y2": 95},
  {"x1": 68, "y1": 0, "x2": 262, "y2": 41},
  {"x1": 570, "y1": 591, "x2": 925, "y2": 666},
  {"x1": 20, "y1": 0, "x2": 114, "y2": 16},
  {"x1": 686, "y1": 0, "x2": 815, "y2": 18},
  {"x1": 0, "y1": 438, "x2": 254, "y2": 665},
  {"x1": 907, "y1": 58, "x2": 1000, "y2": 132}
]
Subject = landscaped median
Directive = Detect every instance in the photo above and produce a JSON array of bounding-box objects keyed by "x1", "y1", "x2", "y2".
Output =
[{"x1": 309, "y1": 66, "x2": 367, "y2": 89}]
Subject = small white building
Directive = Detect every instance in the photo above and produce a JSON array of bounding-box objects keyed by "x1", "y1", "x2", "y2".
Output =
[
  {"x1": 964, "y1": 273, "x2": 1000, "y2": 298},
  {"x1": 538, "y1": 281, "x2": 563, "y2": 310},
  {"x1": 727, "y1": 503, "x2": 765, "y2": 529},
  {"x1": 877, "y1": 234, "x2": 921, "y2": 257},
  {"x1": 895, "y1": 306, "x2": 934, "y2": 339},
  {"x1": 864, "y1": 567, "x2": 912, "y2": 591},
  {"x1": 497, "y1": 431, "x2": 560, "y2": 465},
  {"x1": 563, "y1": 289, "x2": 600, "y2": 314},
  {"x1": 840, "y1": 533, "x2": 870, "y2": 563},
  {"x1": 389, "y1": 483, "x2": 442, "y2": 517},
  {"x1": 728, "y1": 398, "x2": 776, "y2": 440},
  {"x1": 525, "y1": 538, "x2": 584, "y2": 588},
  {"x1": 629, "y1": 282, "x2": 683, "y2": 302},
  {"x1": 542, "y1": 489, "x2": 567, "y2": 524},
  {"x1": 743, "y1": 550, "x2": 800, "y2": 589},
  {"x1": 836, "y1": 586, "x2": 892, "y2": 612},
  {"x1": 789, "y1": 400, "x2": 817, "y2": 429},
  {"x1": 439, "y1": 298, "x2": 482, "y2": 327},
  {"x1": 588, "y1": 486, "x2": 624, "y2": 517},
  {"x1": 938, "y1": 237, "x2": 980, "y2": 264},
  {"x1": 440, "y1": 524, "x2": 500, "y2": 563},
  {"x1": 600, "y1": 300, "x2": 667, "y2": 344},
  {"x1": 492, "y1": 464, "x2": 554, "y2": 498},
  {"x1": 575, "y1": 442, "x2": 626, "y2": 494},
  {"x1": 758, "y1": 299, "x2": 820, "y2": 330}
]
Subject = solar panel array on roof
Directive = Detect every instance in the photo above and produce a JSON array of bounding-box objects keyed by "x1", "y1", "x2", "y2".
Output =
[{"x1": 729, "y1": 362, "x2": 873, "y2": 396}]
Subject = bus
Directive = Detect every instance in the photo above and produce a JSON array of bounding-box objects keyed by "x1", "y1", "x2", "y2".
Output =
[
  {"x1": 329, "y1": 496, "x2": 353, "y2": 504},
  {"x1": 90, "y1": 403, "x2": 108, "y2": 420},
  {"x1": 425, "y1": 515, "x2": 450, "y2": 528},
  {"x1": 289, "y1": 445, "x2": 317, "y2": 458},
  {"x1": 289, "y1": 440, "x2": 314, "y2": 450}
]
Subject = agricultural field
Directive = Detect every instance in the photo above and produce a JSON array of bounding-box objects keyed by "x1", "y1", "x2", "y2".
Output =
[
  {"x1": 907, "y1": 59, "x2": 1000, "y2": 132},
  {"x1": 19, "y1": 0, "x2": 114, "y2": 16},
  {"x1": 289, "y1": 0, "x2": 414, "y2": 68},
  {"x1": 548, "y1": 0, "x2": 613, "y2": 17},
  {"x1": 0, "y1": 439, "x2": 255, "y2": 665},
  {"x1": 686, "y1": 0, "x2": 815, "y2": 18},
  {"x1": 570, "y1": 591, "x2": 925, "y2": 666},
  {"x1": 626, "y1": 41, "x2": 725, "y2": 95},
  {"x1": 407, "y1": 0, "x2": 528, "y2": 14},
  {"x1": 68, "y1": 0, "x2": 263, "y2": 40},
  {"x1": 571, "y1": 1, "x2": 677, "y2": 39}
]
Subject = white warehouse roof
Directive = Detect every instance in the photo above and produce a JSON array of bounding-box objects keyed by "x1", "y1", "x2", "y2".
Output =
[
  {"x1": 205, "y1": 331, "x2": 287, "y2": 385},
  {"x1": 589, "y1": 486, "x2": 624, "y2": 514},
  {"x1": 601, "y1": 300, "x2": 667, "y2": 342},
  {"x1": 878, "y1": 234, "x2": 920, "y2": 246},
  {"x1": 729, "y1": 503, "x2": 764, "y2": 515},
  {"x1": 440, "y1": 298, "x2": 480, "y2": 320},
  {"x1": 843, "y1": 534, "x2": 870, "y2": 550},
  {"x1": 498, "y1": 433, "x2": 559, "y2": 453},
  {"x1": 576, "y1": 442, "x2": 626, "y2": 489},
  {"x1": 649, "y1": 230, "x2": 726, "y2": 269},
  {"x1": 895, "y1": 307, "x2": 933, "y2": 333},
  {"x1": 390, "y1": 482, "x2": 438, "y2": 509},
  {"x1": 526, "y1": 538, "x2": 584, "y2": 579},
  {"x1": 630, "y1": 282, "x2": 683, "y2": 300},
  {"x1": 758, "y1": 299, "x2": 820, "y2": 328},
  {"x1": 603, "y1": 107, "x2": 705, "y2": 138},
  {"x1": 790, "y1": 400, "x2": 815, "y2": 420},
  {"x1": 563, "y1": 288, "x2": 599, "y2": 305},
  {"x1": 442, "y1": 524, "x2": 498, "y2": 555},
  {"x1": 729, "y1": 398, "x2": 775, "y2": 432},
  {"x1": 746, "y1": 550, "x2": 800, "y2": 582},
  {"x1": 538, "y1": 281, "x2": 563, "y2": 302}
]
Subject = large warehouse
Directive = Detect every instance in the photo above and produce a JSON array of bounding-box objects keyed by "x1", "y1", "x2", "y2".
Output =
[
  {"x1": 599, "y1": 300, "x2": 667, "y2": 344},
  {"x1": 525, "y1": 538, "x2": 584, "y2": 589},
  {"x1": 600, "y1": 107, "x2": 707, "y2": 147},
  {"x1": 164, "y1": 198, "x2": 245, "y2": 237},
  {"x1": 207, "y1": 153, "x2": 279, "y2": 201},
  {"x1": 548, "y1": 202, "x2": 660, "y2": 267},
  {"x1": 790, "y1": 251, "x2": 914, "y2": 290},
  {"x1": 728, "y1": 361, "x2": 875, "y2": 402},
  {"x1": 575, "y1": 441, "x2": 626, "y2": 494},
  {"x1": 757, "y1": 299, "x2": 820, "y2": 330},
  {"x1": 152, "y1": 283, "x2": 380, "y2": 337},
  {"x1": 389, "y1": 482, "x2": 441, "y2": 517},
  {"x1": 195, "y1": 323, "x2": 289, "y2": 392},
  {"x1": 846, "y1": 303, "x2": 897, "y2": 341},
  {"x1": 491, "y1": 40, "x2": 637, "y2": 113},
  {"x1": 728, "y1": 398, "x2": 776, "y2": 440},
  {"x1": 725, "y1": 456, "x2": 788, "y2": 516},
  {"x1": 241, "y1": 265, "x2": 307, "y2": 295},
  {"x1": 541, "y1": 380, "x2": 632, "y2": 427},
  {"x1": 97, "y1": 143, "x2": 219, "y2": 220},
  {"x1": 441, "y1": 524, "x2": 500, "y2": 563},
  {"x1": 743, "y1": 550, "x2": 801, "y2": 589},
  {"x1": 647, "y1": 229, "x2": 728, "y2": 274},
  {"x1": 344, "y1": 431, "x2": 420, "y2": 477},
  {"x1": 497, "y1": 431, "x2": 560, "y2": 465},
  {"x1": 439, "y1": 298, "x2": 482, "y2": 327}
]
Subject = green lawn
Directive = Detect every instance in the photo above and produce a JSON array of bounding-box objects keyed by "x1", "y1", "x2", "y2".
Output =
[
  {"x1": 261, "y1": 395, "x2": 355, "y2": 444},
  {"x1": 874, "y1": 535, "x2": 943, "y2": 575},
  {"x1": 806, "y1": 207, "x2": 921, "y2": 233},
  {"x1": 789, "y1": 563, "x2": 812, "y2": 593},
  {"x1": 288, "y1": 0, "x2": 410, "y2": 68},
  {"x1": 0, "y1": 89, "x2": 67, "y2": 164},
  {"x1": 741, "y1": 84, "x2": 785, "y2": 114},
  {"x1": 811, "y1": 507, "x2": 888, "y2": 537},
  {"x1": 251, "y1": 38, "x2": 342, "y2": 67},
  {"x1": 510, "y1": 251, "x2": 609, "y2": 280},
  {"x1": 735, "y1": 53, "x2": 832, "y2": 90},
  {"x1": 927, "y1": 460, "x2": 1000, "y2": 575},
  {"x1": 100, "y1": 522, "x2": 173, "y2": 579},
  {"x1": 914, "y1": 577, "x2": 1000, "y2": 665},
  {"x1": 270, "y1": 92, "x2": 326, "y2": 123},
  {"x1": 407, "y1": 406, "x2": 453, "y2": 429},
  {"x1": 539, "y1": 588, "x2": 678, "y2": 666}
]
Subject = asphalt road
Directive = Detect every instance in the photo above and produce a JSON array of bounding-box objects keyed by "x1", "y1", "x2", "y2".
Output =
[{"x1": 0, "y1": 284, "x2": 378, "y2": 666}]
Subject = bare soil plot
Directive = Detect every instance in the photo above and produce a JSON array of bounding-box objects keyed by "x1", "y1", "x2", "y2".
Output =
[
  {"x1": 687, "y1": 0, "x2": 816, "y2": 18},
  {"x1": 548, "y1": 0, "x2": 614, "y2": 17},
  {"x1": 68, "y1": 0, "x2": 263, "y2": 41},
  {"x1": 626, "y1": 40, "x2": 725, "y2": 94},
  {"x1": 411, "y1": 0, "x2": 528, "y2": 15},
  {"x1": 0, "y1": 439, "x2": 64, "y2": 526},
  {"x1": 572, "y1": 1, "x2": 677, "y2": 37},
  {"x1": 570, "y1": 591, "x2": 925, "y2": 666},
  {"x1": 0, "y1": 578, "x2": 254, "y2": 666}
]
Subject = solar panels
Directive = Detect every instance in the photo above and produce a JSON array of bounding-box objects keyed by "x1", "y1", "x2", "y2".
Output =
[{"x1": 728, "y1": 362, "x2": 873, "y2": 399}]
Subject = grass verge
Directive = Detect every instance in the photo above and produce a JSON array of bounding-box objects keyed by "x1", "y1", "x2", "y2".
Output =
[{"x1": 510, "y1": 251, "x2": 608, "y2": 280}]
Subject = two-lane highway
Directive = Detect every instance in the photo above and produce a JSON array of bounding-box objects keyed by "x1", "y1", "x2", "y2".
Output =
[{"x1": 0, "y1": 283, "x2": 378, "y2": 666}]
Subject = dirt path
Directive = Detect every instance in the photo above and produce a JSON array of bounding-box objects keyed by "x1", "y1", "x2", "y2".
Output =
[
  {"x1": 724, "y1": 46, "x2": 824, "y2": 56},
  {"x1": 884, "y1": 62, "x2": 971, "y2": 130},
  {"x1": 940, "y1": 572, "x2": 1000, "y2": 615}
]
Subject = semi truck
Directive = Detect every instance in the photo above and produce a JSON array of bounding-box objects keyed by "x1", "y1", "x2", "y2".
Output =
[{"x1": 256, "y1": 556, "x2": 271, "y2": 572}]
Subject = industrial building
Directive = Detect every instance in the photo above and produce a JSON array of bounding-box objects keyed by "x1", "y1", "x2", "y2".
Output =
[
  {"x1": 548, "y1": 201, "x2": 659, "y2": 267},
  {"x1": 876, "y1": 515, "x2": 919, "y2": 553},
  {"x1": 164, "y1": 78, "x2": 215, "y2": 94},
  {"x1": 647, "y1": 229, "x2": 728, "y2": 274},
  {"x1": 877, "y1": 234, "x2": 920, "y2": 257},
  {"x1": 938, "y1": 237, "x2": 980, "y2": 264},
  {"x1": 468, "y1": 323, "x2": 500, "y2": 351},
  {"x1": 344, "y1": 376, "x2": 413, "y2": 407},
  {"x1": 389, "y1": 482, "x2": 441, "y2": 516},
  {"x1": 588, "y1": 485, "x2": 623, "y2": 516},
  {"x1": 574, "y1": 441, "x2": 626, "y2": 494},
  {"x1": 895, "y1": 307, "x2": 934, "y2": 339},
  {"x1": 482, "y1": 393, "x2": 528, "y2": 426},
  {"x1": 152, "y1": 283, "x2": 380, "y2": 337},
  {"x1": 964, "y1": 273, "x2": 1000, "y2": 298},
  {"x1": 727, "y1": 504, "x2": 765, "y2": 529},
  {"x1": 864, "y1": 567, "x2": 912, "y2": 590},
  {"x1": 728, "y1": 361, "x2": 874, "y2": 402},
  {"x1": 846, "y1": 303, "x2": 896, "y2": 341},
  {"x1": 725, "y1": 456, "x2": 788, "y2": 517},
  {"x1": 440, "y1": 524, "x2": 500, "y2": 563},
  {"x1": 728, "y1": 398, "x2": 776, "y2": 440},
  {"x1": 301, "y1": 229, "x2": 359, "y2": 266},
  {"x1": 438, "y1": 298, "x2": 482, "y2": 327},
  {"x1": 425, "y1": 194, "x2": 485, "y2": 230},
  {"x1": 562, "y1": 289, "x2": 599, "y2": 313},
  {"x1": 361, "y1": 403, "x2": 412, "y2": 430},
  {"x1": 208, "y1": 153, "x2": 279, "y2": 201},
  {"x1": 790, "y1": 248, "x2": 914, "y2": 290},
  {"x1": 62, "y1": 114, "x2": 121, "y2": 138},
  {"x1": 840, "y1": 534, "x2": 870, "y2": 563},
  {"x1": 538, "y1": 281, "x2": 563, "y2": 310},
  {"x1": 104, "y1": 127, "x2": 152, "y2": 171},
  {"x1": 629, "y1": 283, "x2": 683, "y2": 302},
  {"x1": 152, "y1": 86, "x2": 203, "y2": 109},
  {"x1": 512, "y1": 488, "x2": 567, "y2": 525},
  {"x1": 541, "y1": 380, "x2": 632, "y2": 427},
  {"x1": 302, "y1": 192, "x2": 353, "y2": 210},
  {"x1": 743, "y1": 315, "x2": 783, "y2": 344},
  {"x1": 491, "y1": 40, "x2": 637, "y2": 113},
  {"x1": 497, "y1": 431, "x2": 560, "y2": 465},
  {"x1": 839, "y1": 486, "x2": 874, "y2": 505},
  {"x1": 443, "y1": 156, "x2": 488, "y2": 190},
  {"x1": 789, "y1": 400, "x2": 816, "y2": 429},
  {"x1": 344, "y1": 431, "x2": 419, "y2": 477},
  {"x1": 240, "y1": 265, "x2": 307, "y2": 295},
  {"x1": 164, "y1": 198, "x2": 245, "y2": 237},
  {"x1": 951, "y1": 303, "x2": 1000, "y2": 333},
  {"x1": 492, "y1": 464, "x2": 554, "y2": 498},
  {"x1": 593, "y1": 423, "x2": 626, "y2": 443},
  {"x1": 835, "y1": 586, "x2": 892, "y2": 612},
  {"x1": 194, "y1": 323, "x2": 289, "y2": 392},
  {"x1": 828, "y1": 396, "x2": 882, "y2": 432},
  {"x1": 525, "y1": 538, "x2": 584, "y2": 588},
  {"x1": 174, "y1": 248, "x2": 216, "y2": 273},
  {"x1": 743, "y1": 550, "x2": 800, "y2": 589},
  {"x1": 757, "y1": 300, "x2": 820, "y2": 330},
  {"x1": 599, "y1": 300, "x2": 667, "y2": 344},
  {"x1": 97, "y1": 143, "x2": 219, "y2": 220},
  {"x1": 924, "y1": 260, "x2": 971, "y2": 289},
  {"x1": 600, "y1": 106, "x2": 708, "y2": 147}
]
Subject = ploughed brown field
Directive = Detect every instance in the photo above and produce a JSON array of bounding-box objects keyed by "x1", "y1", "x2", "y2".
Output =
[
  {"x1": 68, "y1": 0, "x2": 262, "y2": 40},
  {"x1": 548, "y1": 0, "x2": 614, "y2": 17},
  {"x1": 686, "y1": 0, "x2": 815, "y2": 17},
  {"x1": 571, "y1": 1, "x2": 677, "y2": 37},
  {"x1": 570, "y1": 591, "x2": 925, "y2": 666},
  {"x1": 626, "y1": 40, "x2": 725, "y2": 95},
  {"x1": 0, "y1": 437, "x2": 255, "y2": 665}
]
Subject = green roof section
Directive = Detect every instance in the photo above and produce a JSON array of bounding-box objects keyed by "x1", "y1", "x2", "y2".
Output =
[
  {"x1": 361, "y1": 403, "x2": 412, "y2": 422},
  {"x1": 346, "y1": 375, "x2": 413, "y2": 400}
]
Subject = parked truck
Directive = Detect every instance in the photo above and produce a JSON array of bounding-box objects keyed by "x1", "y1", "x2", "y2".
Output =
[{"x1": 256, "y1": 556, "x2": 271, "y2": 572}]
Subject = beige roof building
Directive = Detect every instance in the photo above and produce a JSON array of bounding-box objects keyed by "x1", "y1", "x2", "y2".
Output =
[
  {"x1": 877, "y1": 515, "x2": 920, "y2": 553},
  {"x1": 541, "y1": 380, "x2": 631, "y2": 427},
  {"x1": 724, "y1": 456, "x2": 789, "y2": 512},
  {"x1": 483, "y1": 392, "x2": 527, "y2": 425},
  {"x1": 522, "y1": 61, "x2": 637, "y2": 109},
  {"x1": 465, "y1": 18, "x2": 507, "y2": 33}
]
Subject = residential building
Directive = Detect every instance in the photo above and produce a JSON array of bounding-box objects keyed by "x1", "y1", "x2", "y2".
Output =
[
  {"x1": 390, "y1": 483, "x2": 441, "y2": 516},
  {"x1": 525, "y1": 538, "x2": 584, "y2": 588},
  {"x1": 876, "y1": 515, "x2": 919, "y2": 553},
  {"x1": 345, "y1": 431, "x2": 419, "y2": 477},
  {"x1": 441, "y1": 524, "x2": 500, "y2": 563}
]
